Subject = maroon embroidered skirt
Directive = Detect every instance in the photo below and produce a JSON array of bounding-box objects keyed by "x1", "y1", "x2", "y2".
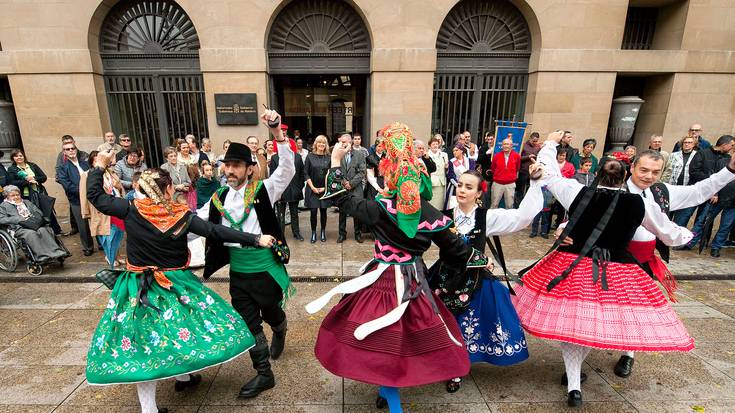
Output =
[{"x1": 314, "y1": 266, "x2": 470, "y2": 387}]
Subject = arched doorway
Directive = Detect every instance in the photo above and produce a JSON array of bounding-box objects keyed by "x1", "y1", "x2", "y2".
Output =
[
  {"x1": 267, "y1": 0, "x2": 371, "y2": 144},
  {"x1": 432, "y1": 0, "x2": 531, "y2": 143},
  {"x1": 100, "y1": 0, "x2": 208, "y2": 166}
]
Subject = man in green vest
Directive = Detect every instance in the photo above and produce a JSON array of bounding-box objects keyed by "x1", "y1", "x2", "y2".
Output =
[{"x1": 198, "y1": 109, "x2": 295, "y2": 399}]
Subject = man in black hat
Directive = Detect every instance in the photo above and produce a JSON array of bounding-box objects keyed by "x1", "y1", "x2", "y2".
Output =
[{"x1": 198, "y1": 109, "x2": 295, "y2": 399}]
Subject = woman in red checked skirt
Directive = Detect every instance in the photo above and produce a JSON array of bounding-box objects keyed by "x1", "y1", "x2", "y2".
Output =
[{"x1": 512, "y1": 139, "x2": 695, "y2": 408}]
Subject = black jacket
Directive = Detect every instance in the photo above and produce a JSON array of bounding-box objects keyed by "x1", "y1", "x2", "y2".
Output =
[
  {"x1": 689, "y1": 147, "x2": 729, "y2": 184},
  {"x1": 8, "y1": 162, "x2": 48, "y2": 196},
  {"x1": 271, "y1": 153, "x2": 305, "y2": 202}
]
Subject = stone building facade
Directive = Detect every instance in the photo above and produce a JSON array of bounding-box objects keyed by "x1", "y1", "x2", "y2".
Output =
[{"x1": 0, "y1": 0, "x2": 734, "y2": 203}]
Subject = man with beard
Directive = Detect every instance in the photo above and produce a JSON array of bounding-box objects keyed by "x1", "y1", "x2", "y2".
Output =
[{"x1": 198, "y1": 109, "x2": 295, "y2": 399}]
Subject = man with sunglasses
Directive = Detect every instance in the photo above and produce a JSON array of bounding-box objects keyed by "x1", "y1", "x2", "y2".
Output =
[
  {"x1": 673, "y1": 123, "x2": 711, "y2": 152},
  {"x1": 115, "y1": 134, "x2": 133, "y2": 162},
  {"x1": 55, "y1": 135, "x2": 89, "y2": 236},
  {"x1": 56, "y1": 141, "x2": 94, "y2": 255}
]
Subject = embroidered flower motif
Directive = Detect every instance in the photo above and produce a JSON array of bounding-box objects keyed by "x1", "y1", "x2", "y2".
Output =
[
  {"x1": 205, "y1": 295, "x2": 215, "y2": 305},
  {"x1": 163, "y1": 309, "x2": 173, "y2": 320},
  {"x1": 144, "y1": 346, "x2": 152, "y2": 355},
  {"x1": 178, "y1": 328, "x2": 191, "y2": 342},
  {"x1": 121, "y1": 336, "x2": 131, "y2": 351},
  {"x1": 459, "y1": 294, "x2": 469, "y2": 302},
  {"x1": 202, "y1": 335, "x2": 212, "y2": 343},
  {"x1": 106, "y1": 298, "x2": 115, "y2": 309},
  {"x1": 116, "y1": 311, "x2": 127, "y2": 323},
  {"x1": 226, "y1": 314, "x2": 237, "y2": 323},
  {"x1": 96, "y1": 335, "x2": 105, "y2": 350},
  {"x1": 203, "y1": 320, "x2": 216, "y2": 333},
  {"x1": 198, "y1": 302, "x2": 208, "y2": 310},
  {"x1": 469, "y1": 343, "x2": 478, "y2": 352},
  {"x1": 129, "y1": 297, "x2": 137, "y2": 307},
  {"x1": 179, "y1": 295, "x2": 191, "y2": 305},
  {"x1": 173, "y1": 341, "x2": 182, "y2": 349},
  {"x1": 149, "y1": 332, "x2": 161, "y2": 346},
  {"x1": 111, "y1": 349, "x2": 119, "y2": 359},
  {"x1": 464, "y1": 325, "x2": 474, "y2": 335}
]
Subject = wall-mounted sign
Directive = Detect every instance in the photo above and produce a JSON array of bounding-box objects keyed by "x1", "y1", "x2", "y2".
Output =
[{"x1": 214, "y1": 93, "x2": 258, "y2": 125}]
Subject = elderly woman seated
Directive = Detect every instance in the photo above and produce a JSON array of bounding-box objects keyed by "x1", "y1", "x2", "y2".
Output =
[{"x1": 0, "y1": 185, "x2": 67, "y2": 261}]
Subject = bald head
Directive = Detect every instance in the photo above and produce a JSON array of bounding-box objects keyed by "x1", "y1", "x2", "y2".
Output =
[
  {"x1": 689, "y1": 124, "x2": 702, "y2": 139},
  {"x1": 501, "y1": 138, "x2": 513, "y2": 153}
]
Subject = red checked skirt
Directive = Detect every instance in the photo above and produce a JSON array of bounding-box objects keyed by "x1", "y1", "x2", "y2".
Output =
[
  {"x1": 314, "y1": 266, "x2": 470, "y2": 387},
  {"x1": 512, "y1": 251, "x2": 694, "y2": 352}
]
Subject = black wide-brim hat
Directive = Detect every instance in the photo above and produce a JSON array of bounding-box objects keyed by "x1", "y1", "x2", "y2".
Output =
[{"x1": 221, "y1": 142, "x2": 257, "y2": 165}]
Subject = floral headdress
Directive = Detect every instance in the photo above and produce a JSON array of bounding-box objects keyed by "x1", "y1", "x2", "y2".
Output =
[{"x1": 377, "y1": 122, "x2": 432, "y2": 238}]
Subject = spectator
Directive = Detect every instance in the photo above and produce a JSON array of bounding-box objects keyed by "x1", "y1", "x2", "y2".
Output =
[
  {"x1": 8, "y1": 148, "x2": 62, "y2": 234},
  {"x1": 296, "y1": 137, "x2": 309, "y2": 162},
  {"x1": 201, "y1": 137, "x2": 216, "y2": 162},
  {"x1": 673, "y1": 123, "x2": 711, "y2": 152},
  {"x1": 0, "y1": 185, "x2": 68, "y2": 261},
  {"x1": 462, "y1": 130, "x2": 479, "y2": 163},
  {"x1": 124, "y1": 171, "x2": 144, "y2": 201},
  {"x1": 184, "y1": 134, "x2": 210, "y2": 165},
  {"x1": 352, "y1": 133, "x2": 369, "y2": 158},
  {"x1": 669, "y1": 136, "x2": 698, "y2": 225},
  {"x1": 336, "y1": 133, "x2": 367, "y2": 243},
  {"x1": 184, "y1": 163, "x2": 200, "y2": 211},
  {"x1": 648, "y1": 135, "x2": 671, "y2": 182},
  {"x1": 161, "y1": 146, "x2": 192, "y2": 199},
  {"x1": 516, "y1": 132, "x2": 541, "y2": 206},
  {"x1": 0, "y1": 157, "x2": 8, "y2": 188},
  {"x1": 80, "y1": 151, "x2": 125, "y2": 268},
  {"x1": 414, "y1": 139, "x2": 436, "y2": 175},
  {"x1": 97, "y1": 131, "x2": 122, "y2": 156},
  {"x1": 477, "y1": 132, "x2": 496, "y2": 207},
  {"x1": 625, "y1": 145, "x2": 637, "y2": 162},
  {"x1": 115, "y1": 134, "x2": 133, "y2": 162},
  {"x1": 570, "y1": 138, "x2": 598, "y2": 172},
  {"x1": 215, "y1": 139, "x2": 231, "y2": 166},
  {"x1": 445, "y1": 142, "x2": 473, "y2": 209},
  {"x1": 114, "y1": 146, "x2": 147, "y2": 190},
  {"x1": 490, "y1": 138, "x2": 521, "y2": 209},
  {"x1": 557, "y1": 130, "x2": 578, "y2": 161},
  {"x1": 529, "y1": 185, "x2": 553, "y2": 239},
  {"x1": 677, "y1": 135, "x2": 734, "y2": 250},
  {"x1": 56, "y1": 141, "x2": 94, "y2": 256},
  {"x1": 304, "y1": 135, "x2": 332, "y2": 243},
  {"x1": 273, "y1": 146, "x2": 305, "y2": 241},
  {"x1": 365, "y1": 136, "x2": 386, "y2": 201},
  {"x1": 176, "y1": 138, "x2": 195, "y2": 166},
  {"x1": 246, "y1": 136, "x2": 268, "y2": 180},
  {"x1": 427, "y1": 136, "x2": 448, "y2": 211},
  {"x1": 574, "y1": 157, "x2": 595, "y2": 186},
  {"x1": 556, "y1": 149, "x2": 576, "y2": 178},
  {"x1": 707, "y1": 161, "x2": 735, "y2": 257},
  {"x1": 55, "y1": 135, "x2": 89, "y2": 236},
  {"x1": 196, "y1": 162, "x2": 221, "y2": 210},
  {"x1": 265, "y1": 139, "x2": 276, "y2": 177}
]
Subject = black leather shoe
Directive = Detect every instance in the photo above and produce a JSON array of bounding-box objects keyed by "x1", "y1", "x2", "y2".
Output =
[
  {"x1": 336, "y1": 235, "x2": 346, "y2": 243},
  {"x1": 529, "y1": 232, "x2": 537, "y2": 238},
  {"x1": 540, "y1": 233, "x2": 549, "y2": 239},
  {"x1": 614, "y1": 355, "x2": 634, "y2": 378},
  {"x1": 567, "y1": 390, "x2": 582, "y2": 407},
  {"x1": 355, "y1": 233, "x2": 363, "y2": 243},
  {"x1": 158, "y1": 409, "x2": 169, "y2": 413},
  {"x1": 310, "y1": 232, "x2": 317, "y2": 243},
  {"x1": 62, "y1": 230, "x2": 78, "y2": 237},
  {"x1": 174, "y1": 373, "x2": 202, "y2": 392},
  {"x1": 83, "y1": 250, "x2": 94, "y2": 256},
  {"x1": 673, "y1": 245, "x2": 692, "y2": 251},
  {"x1": 711, "y1": 249, "x2": 721, "y2": 257},
  {"x1": 238, "y1": 373, "x2": 275, "y2": 398},
  {"x1": 560, "y1": 372, "x2": 587, "y2": 386},
  {"x1": 320, "y1": 229, "x2": 326, "y2": 242},
  {"x1": 293, "y1": 232, "x2": 304, "y2": 241}
]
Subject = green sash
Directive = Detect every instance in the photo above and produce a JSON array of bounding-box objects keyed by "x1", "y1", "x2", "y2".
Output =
[{"x1": 228, "y1": 247, "x2": 295, "y2": 307}]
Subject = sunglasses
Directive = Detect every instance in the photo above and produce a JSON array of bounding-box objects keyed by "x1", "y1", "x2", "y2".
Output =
[
  {"x1": 63, "y1": 147, "x2": 77, "y2": 151},
  {"x1": 689, "y1": 129, "x2": 702, "y2": 132},
  {"x1": 120, "y1": 139, "x2": 131, "y2": 142}
]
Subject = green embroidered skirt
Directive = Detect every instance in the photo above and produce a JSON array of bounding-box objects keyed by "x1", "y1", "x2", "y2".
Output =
[{"x1": 86, "y1": 269, "x2": 255, "y2": 385}]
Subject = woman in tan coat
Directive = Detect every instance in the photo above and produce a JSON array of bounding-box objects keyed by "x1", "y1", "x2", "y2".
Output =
[{"x1": 80, "y1": 151, "x2": 126, "y2": 268}]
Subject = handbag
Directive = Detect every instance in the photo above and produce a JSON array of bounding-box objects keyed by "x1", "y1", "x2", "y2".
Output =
[{"x1": 95, "y1": 269, "x2": 124, "y2": 290}]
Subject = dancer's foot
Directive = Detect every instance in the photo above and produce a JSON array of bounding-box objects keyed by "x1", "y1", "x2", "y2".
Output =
[
  {"x1": 567, "y1": 390, "x2": 583, "y2": 407},
  {"x1": 614, "y1": 355, "x2": 634, "y2": 378},
  {"x1": 174, "y1": 374, "x2": 202, "y2": 392},
  {"x1": 446, "y1": 377, "x2": 462, "y2": 393},
  {"x1": 560, "y1": 372, "x2": 587, "y2": 386}
]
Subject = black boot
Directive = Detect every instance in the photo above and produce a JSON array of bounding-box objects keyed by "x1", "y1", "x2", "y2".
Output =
[
  {"x1": 270, "y1": 318, "x2": 288, "y2": 360},
  {"x1": 238, "y1": 333, "x2": 275, "y2": 399},
  {"x1": 320, "y1": 229, "x2": 327, "y2": 242},
  {"x1": 310, "y1": 231, "x2": 317, "y2": 244},
  {"x1": 174, "y1": 373, "x2": 202, "y2": 392},
  {"x1": 567, "y1": 390, "x2": 582, "y2": 407},
  {"x1": 293, "y1": 231, "x2": 304, "y2": 241},
  {"x1": 614, "y1": 355, "x2": 634, "y2": 378}
]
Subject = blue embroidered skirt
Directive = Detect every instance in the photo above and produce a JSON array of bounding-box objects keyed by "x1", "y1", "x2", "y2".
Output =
[{"x1": 456, "y1": 278, "x2": 529, "y2": 365}]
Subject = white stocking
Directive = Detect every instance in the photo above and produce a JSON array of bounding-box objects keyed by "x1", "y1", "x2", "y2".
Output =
[
  {"x1": 560, "y1": 342, "x2": 592, "y2": 393},
  {"x1": 624, "y1": 351, "x2": 634, "y2": 358},
  {"x1": 174, "y1": 374, "x2": 190, "y2": 382},
  {"x1": 136, "y1": 381, "x2": 158, "y2": 413}
]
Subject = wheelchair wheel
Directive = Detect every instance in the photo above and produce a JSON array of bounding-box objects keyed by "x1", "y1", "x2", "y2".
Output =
[
  {"x1": 0, "y1": 230, "x2": 18, "y2": 272},
  {"x1": 27, "y1": 263, "x2": 43, "y2": 276}
]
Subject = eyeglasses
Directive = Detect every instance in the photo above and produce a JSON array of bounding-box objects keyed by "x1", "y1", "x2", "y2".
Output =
[
  {"x1": 120, "y1": 139, "x2": 131, "y2": 142},
  {"x1": 63, "y1": 147, "x2": 76, "y2": 151},
  {"x1": 689, "y1": 128, "x2": 702, "y2": 132}
]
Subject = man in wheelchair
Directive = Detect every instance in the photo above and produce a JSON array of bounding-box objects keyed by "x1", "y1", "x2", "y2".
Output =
[{"x1": 0, "y1": 185, "x2": 69, "y2": 268}]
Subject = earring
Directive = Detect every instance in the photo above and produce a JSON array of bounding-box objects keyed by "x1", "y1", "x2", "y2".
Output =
[{"x1": 475, "y1": 197, "x2": 483, "y2": 207}]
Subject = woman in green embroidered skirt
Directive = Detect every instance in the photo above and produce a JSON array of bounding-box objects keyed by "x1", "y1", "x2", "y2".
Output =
[{"x1": 85, "y1": 150, "x2": 276, "y2": 413}]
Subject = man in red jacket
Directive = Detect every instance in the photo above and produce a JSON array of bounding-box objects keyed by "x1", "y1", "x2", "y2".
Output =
[{"x1": 490, "y1": 138, "x2": 521, "y2": 209}]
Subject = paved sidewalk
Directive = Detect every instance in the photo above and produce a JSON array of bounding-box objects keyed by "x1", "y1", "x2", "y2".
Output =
[{"x1": 0, "y1": 280, "x2": 734, "y2": 412}]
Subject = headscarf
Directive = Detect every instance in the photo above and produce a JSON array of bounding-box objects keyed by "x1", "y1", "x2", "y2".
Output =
[{"x1": 377, "y1": 122, "x2": 432, "y2": 238}]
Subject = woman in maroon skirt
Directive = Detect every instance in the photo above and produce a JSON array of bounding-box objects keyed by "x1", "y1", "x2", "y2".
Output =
[
  {"x1": 512, "y1": 132, "x2": 695, "y2": 408},
  {"x1": 306, "y1": 123, "x2": 487, "y2": 412}
]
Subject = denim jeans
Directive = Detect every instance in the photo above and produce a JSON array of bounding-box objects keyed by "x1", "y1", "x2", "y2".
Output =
[
  {"x1": 531, "y1": 211, "x2": 550, "y2": 235},
  {"x1": 673, "y1": 206, "x2": 697, "y2": 227},
  {"x1": 711, "y1": 205, "x2": 735, "y2": 250}
]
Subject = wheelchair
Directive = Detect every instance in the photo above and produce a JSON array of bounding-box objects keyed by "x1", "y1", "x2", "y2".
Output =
[{"x1": 0, "y1": 227, "x2": 71, "y2": 275}]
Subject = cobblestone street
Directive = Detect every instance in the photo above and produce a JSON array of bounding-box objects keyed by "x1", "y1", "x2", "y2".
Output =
[{"x1": 0, "y1": 218, "x2": 734, "y2": 412}]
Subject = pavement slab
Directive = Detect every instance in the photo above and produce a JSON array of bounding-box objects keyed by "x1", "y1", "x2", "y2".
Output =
[
  {"x1": 0, "y1": 406, "x2": 55, "y2": 413},
  {"x1": 0, "y1": 309, "x2": 60, "y2": 346},
  {"x1": 0, "y1": 365, "x2": 85, "y2": 405},
  {"x1": 13, "y1": 309, "x2": 102, "y2": 348}
]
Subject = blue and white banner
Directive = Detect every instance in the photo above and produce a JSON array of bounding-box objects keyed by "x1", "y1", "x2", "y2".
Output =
[{"x1": 493, "y1": 120, "x2": 528, "y2": 155}]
